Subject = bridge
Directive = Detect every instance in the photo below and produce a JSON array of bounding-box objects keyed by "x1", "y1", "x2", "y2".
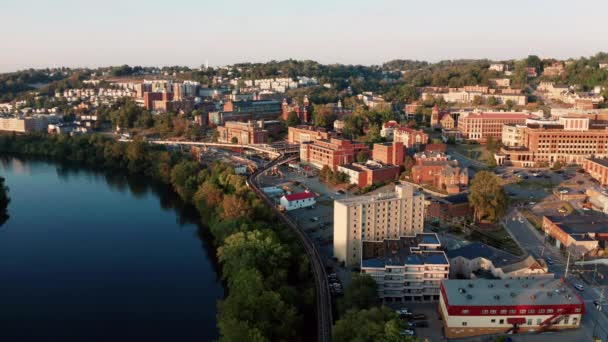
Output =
[
  {"x1": 247, "y1": 154, "x2": 333, "y2": 342},
  {"x1": 126, "y1": 139, "x2": 300, "y2": 158}
]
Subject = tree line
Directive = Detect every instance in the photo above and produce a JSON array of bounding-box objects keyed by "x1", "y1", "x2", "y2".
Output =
[{"x1": 0, "y1": 133, "x2": 315, "y2": 342}]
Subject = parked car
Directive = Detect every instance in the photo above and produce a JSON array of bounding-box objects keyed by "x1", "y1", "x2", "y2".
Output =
[
  {"x1": 558, "y1": 189, "x2": 569, "y2": 194},
  {"x1": 546, "y1": 257, "x2": 554, "y2": 265},
  {"x1": 410, "y1": 321, "x2": 429, "y2": 328},
  {"x1": 411, "y1": 313, "x2": 427, "y2": 320},
  {"x1": 396, "y1": 309, "x2": 412, "y2": 317},
  {"x1": 310, "y1": 217, "x2": 319, "y2": 222},
  {"x1": 399, "y1": 329, "x2": 415, "y2": 336},
  {"x1": 574, "y1": 284, "x2": 584, "y2": 291}
]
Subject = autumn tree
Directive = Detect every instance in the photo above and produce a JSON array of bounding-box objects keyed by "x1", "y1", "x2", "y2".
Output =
[{"x1": 468, "y1": 171, "x2": 508, "y2": 222}]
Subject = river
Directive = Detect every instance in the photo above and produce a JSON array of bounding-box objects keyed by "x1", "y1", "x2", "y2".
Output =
[{"x1": 0, "y1": 157, "x2": 223, "y2": 341}]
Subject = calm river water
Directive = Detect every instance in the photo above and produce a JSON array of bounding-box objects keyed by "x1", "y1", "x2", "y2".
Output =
[{"x1": 0, "y1": 157, "x2": 223, "y2": 341}]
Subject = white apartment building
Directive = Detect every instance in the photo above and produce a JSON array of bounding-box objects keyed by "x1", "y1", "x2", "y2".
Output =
[
  {"x1": 334, "y1": 184, "x2": 425, "y2": 267},
  {"x1": 361, "y1": 233, "x2": 449, "y2": 302}
]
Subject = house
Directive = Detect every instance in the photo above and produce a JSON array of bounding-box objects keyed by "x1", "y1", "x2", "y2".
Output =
[
  {"x1": 447, "y1": 242, "x2": 549, "y2": 280},
  {"x1": 440, "y1": 112, "x2": 456, "y2": 129},
  {"x1": 411, "y1": 152, "x2": 468, "y2": 194},
  {"x1": 280, "y1": 191, "x2": 316, "y2": 211}
]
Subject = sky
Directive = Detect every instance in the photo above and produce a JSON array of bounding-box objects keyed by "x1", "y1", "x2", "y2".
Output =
[{"x1": 2, "y1": 0, "x2": 608, "y2": 73}]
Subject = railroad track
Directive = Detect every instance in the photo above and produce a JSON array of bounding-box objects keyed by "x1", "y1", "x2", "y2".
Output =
[{"x1": 246, "y1": 155, "x2": 333, "y2": 342}]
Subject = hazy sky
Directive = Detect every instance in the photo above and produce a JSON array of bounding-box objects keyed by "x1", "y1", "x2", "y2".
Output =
[{"x1": 2, "y1": 0, "x2": 608, "y2": 72}]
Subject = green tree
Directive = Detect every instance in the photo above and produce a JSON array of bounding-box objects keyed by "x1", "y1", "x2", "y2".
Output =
[
  {"x1": 286, "y1": 111, "x2": 300, "y2": 127},
  {"x1": 333, "y1": 307, "x2": 413, "y2": 342},
  {"x1": 486, "y1": 96, "x2": 498, "y2": 106},
  {"x1": 170, "y1": 160, "x2": 200, "y2": 201},
  {"x1": 468, "y1": 171, "x2": 508, "y2": 222},
  {"x1": 218, "y1": 230, "x2": 291, "y2": 287},
  {"x1": 339, "y1": 273, "x2": 378, "y2": 313},
  {"x1": 356, "y1": 150, "x2": 369, "y2": 163}
]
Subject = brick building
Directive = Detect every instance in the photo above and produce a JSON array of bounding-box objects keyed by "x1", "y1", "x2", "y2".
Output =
[
  {"x1": 426, "y1": 193, "x2": 472, "y2": 224},
  {"x1": 542, "y1": 215, "x2": 608, "y2": 256},
  {"x1": 281, "y1": 96, "x2": 311, "y2": 123},
  {"x1": 497, "y1": 117, "x2": 608, "y2": 167},
  {"x1": 393, "y1": 126, "x2": 428, "y2": 148},
  {"x1": 458, "y1": 112, "x2": 536, "y2": 142},
  {"x1": 287, "y1": 125, "x2": 336, "y2": 144},
  {"x1": 216, "y1": 120, "x2": 269, "y2": 144},
  {"x1": 338, "y1": 161, "x2": 400, "y2": 187},
  {"x1": 583, "y1": 158, "x2": 608, "y2": 186},
  {"x1": 411, "y1": 152, "x2": 468, "y2": 194},
  {"x1": 299, "y1": 138, "x2": 369, "y2": 170},
  {"x1": 372, "y1": 142, "x2": 405, "y2": 166}
]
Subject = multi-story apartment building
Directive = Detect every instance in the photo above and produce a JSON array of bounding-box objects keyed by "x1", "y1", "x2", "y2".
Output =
[
  {"x1": 583, "y1": 158, "x2": 608, "y2": 186},
  {"x1": 216, "y1": 120, "x2": 269, "y2": 144},
  {"x1": 287, "y1": 125, "x2": 335, "y2": 144},
  {"x1": 361, "y1": 233, "x2": 449, "y2": 302},
  {"x1": 334, "y1": 184, "x2": 425, "y2": 266},
  {"x1": 439, "y1": 278, "x2": 584, "y2": 338},
  {"x1": 497, "y1": 117, "x2": 608, "y2": 167},
  {"x1": 393, "y1": 126, "x2": 428, "y2": 148},
  {"x1": 458, "y1": 112, "x2": 536, "y2": 142},
  {"x1": 300, "y1": 138, "x2": 369, "y2": 170}
]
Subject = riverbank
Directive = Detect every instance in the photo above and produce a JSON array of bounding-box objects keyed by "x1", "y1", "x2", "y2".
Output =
[{"x1": 0, "y1": 133, "x2": 315, "y2": 342}]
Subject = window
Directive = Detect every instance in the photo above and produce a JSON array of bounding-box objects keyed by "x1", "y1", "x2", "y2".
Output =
[
  {"x1": 519, "y1": 309, "x2": 526, "y2": 314},
  {"x1": 491, "y1": 319, "x2": 496, "y2": 323},
  {"x1": 490, "y1": 310, "x2": 497, "y2": 314},
  {"x1": 462, "y1": 322, "x2": 467, "y2": 326},
  {"x1": 563, "y1": 317, "x2": 569, "y2": 325},
  {"x1": 500, "y1": 309, "x2": 507, "y2": 314},
  {"x1": 539, "y1": 309, "x2": 545, "y2": 314},
  {"x1": 461, "y1": 309, "x2": 469, "y2": 314},
  {"x1": 529, "y1": 309, "x2": 535, "y2": 314},
  {"x1": 547, "y1": 309, "x2": 554, "y2": 314},
  {"x1": 499, "y1": 319, "x2": 504, "y2": 324},
  {"x1": 482, "y1": 310, "x2": 489, "y2": 314},
  {"x1": 527, "y1": 319, "x2": 532, "y2": 326},
  {"x1": 537, "y1": 318, "x2": 542, "y2": 325},
  {"x1": 509, "y1": 309, "x2": 516, "y2": 314}
]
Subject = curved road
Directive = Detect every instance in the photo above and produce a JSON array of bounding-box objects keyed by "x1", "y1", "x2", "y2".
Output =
[{"x1": 246, "y1": 155, "x2": 333, "y2": 342}]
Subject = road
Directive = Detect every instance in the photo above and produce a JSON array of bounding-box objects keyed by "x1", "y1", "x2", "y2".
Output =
[
  {"x1": 247, "y1": 155, "x2": 333, "y2": 342},
  {"x1": 505, "y1": 210, "x2": 608, "y2": 341}
]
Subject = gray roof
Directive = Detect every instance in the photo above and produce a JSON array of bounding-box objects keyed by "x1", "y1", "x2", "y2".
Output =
[
  {"x1": 447, "y1": 242, "x2": 520, "y2": 268},
  {"x1": 361, "y1": 234, "x2": 448, "y2": 268},
  {"x1": 442, "y1": 278, "x2": 584, "y2": 307},
  {"x1": 546, "y1": 215, "x2": 608, "y2": 235}
]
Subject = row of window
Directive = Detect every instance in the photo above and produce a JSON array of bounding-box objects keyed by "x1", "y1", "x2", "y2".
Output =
[
  {"x1": 460, "y1": 316, "x2": 577, "y2": 327},
  {"x1": 461, "y1": 307, "x2": 582, "y2": 315}
]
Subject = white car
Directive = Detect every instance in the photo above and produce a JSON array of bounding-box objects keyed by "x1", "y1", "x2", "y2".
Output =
[
  {"x1": 396, "y1": 309, "x2": 412, "y2": 316},
  {"x1": 559, "y1": 189, "x2": 569, "y2": 194},
  {"x1": 574, "y1": 284, "x2": 584, "y2": 291},
  {"x1": 399, "y1": 329, "x2": 415, "y2": 336}
]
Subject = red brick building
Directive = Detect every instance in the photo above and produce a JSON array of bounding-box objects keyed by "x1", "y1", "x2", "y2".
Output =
[
  {"x1": 281, "y1": 97, "x2": 311, "y2": 123},
  {"x1": 393, "y1": 126, "x2": 428, "y2": 148},
  {"x1": 583, "y1": 158, "x2": 608, "y2": 186},
  {"x1": 338, "y1": 161, "x2": 400, "y2": 187},
  {"x1": 216, "y1": 121, "x2": 269, "y2": 144},
  {"x1": 411, "y1": 152, "x2": 468, "y2": 194},
  {"x1": 458, "y1": 112, "x2": 536, "y2": 142},
  {"x1": 299, "y1": 138, "x2": 369, "y2": 170},
  {"x1": 426, "y1": 193, "x2": 472, "y2": 224},
  {"x1": 498, "y1": 119, "x2": 608, "y2": 167},
  {"x1": 143, "y1": 92, "x2": 173, "y2": 110},
  {"x1": 372, "y1": 142, "x2": 405, "y2": 166}
]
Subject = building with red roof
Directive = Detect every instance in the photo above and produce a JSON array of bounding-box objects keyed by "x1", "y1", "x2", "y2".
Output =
[{"x1": 279, "y1": 191, "x2": 316, "y2": 211}]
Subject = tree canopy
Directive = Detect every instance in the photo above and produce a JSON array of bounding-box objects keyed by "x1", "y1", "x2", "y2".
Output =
[{"x1": 468, "y1": 171, "x2": 508, "y2": 222}]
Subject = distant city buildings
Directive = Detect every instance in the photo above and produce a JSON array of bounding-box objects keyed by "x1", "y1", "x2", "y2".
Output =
[
  {"x1": 458, "y1": 112, "x2": 537, "y2": 142},
  {"x1": 333, "y1": 184, "x2": 425, "y2": 266},
  {"x1": 420, "y1": 86, "x2": 527, "y2": 106}
]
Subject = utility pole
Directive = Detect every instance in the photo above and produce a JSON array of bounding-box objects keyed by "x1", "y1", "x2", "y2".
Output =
[{"x1": 564, "y1": 251, "x2": 571, "y2": 279}]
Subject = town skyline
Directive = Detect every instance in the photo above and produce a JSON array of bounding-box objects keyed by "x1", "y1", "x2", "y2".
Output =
[{"x1": 3, "y1": 0, "x2": 608, "y2": 73}]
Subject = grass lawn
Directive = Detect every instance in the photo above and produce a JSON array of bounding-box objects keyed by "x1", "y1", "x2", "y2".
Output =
[
  {"x1": 468, "y1": 225, "x2": 524, "y2": 256},
  {"x1": 452, "y1": 144, "x2": 495, "y2": 166}
]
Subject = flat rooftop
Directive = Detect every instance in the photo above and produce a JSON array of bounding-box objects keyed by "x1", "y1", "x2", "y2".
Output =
[
  {"x1": 361, "y1": 233, "x2": 448, "y2": 268},
  {"x1": 442, "y1": 278, "x2": 583, "y2": 307},
  {"x1": 546, "y1": 215, "x2": 608, "y2": 235}
]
